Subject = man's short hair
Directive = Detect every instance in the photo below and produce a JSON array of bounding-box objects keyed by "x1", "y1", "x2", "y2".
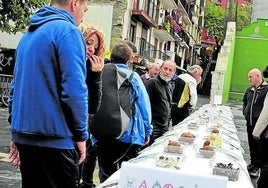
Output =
[
  {"x1": 110, "y1": 43, "x2": 132, "y2": 64},
  {"x1": 187, "y1": 64, "x2": 203, "y2": 73},
  {"x1": 122, "y1": 40, "x2": 137, "y2": 53}
]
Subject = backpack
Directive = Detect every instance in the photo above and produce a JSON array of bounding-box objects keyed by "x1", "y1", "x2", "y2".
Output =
[{"x1": 90, "y1": 63, "x2": 135, "y2": 140}]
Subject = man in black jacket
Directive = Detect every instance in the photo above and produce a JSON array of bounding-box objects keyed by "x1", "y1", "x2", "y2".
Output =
[
  {"x1": 145, "y1": 60, "x2": 176, "y2": 144},
  {"x1": 243, "y1": 68, "x2": 268, "y2": 177}
]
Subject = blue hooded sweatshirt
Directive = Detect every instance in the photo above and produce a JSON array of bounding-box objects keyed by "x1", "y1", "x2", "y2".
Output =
[{"x1": 9, "y1": 6, "x2": 89, "y2": 149}]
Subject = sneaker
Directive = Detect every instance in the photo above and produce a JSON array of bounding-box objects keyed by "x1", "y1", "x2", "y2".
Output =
[{"x1": 247, "y1": 164, "x2": 259, "y2": 177}]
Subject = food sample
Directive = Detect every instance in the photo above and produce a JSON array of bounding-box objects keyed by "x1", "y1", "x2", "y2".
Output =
[
  {"x1": 200, "y1": 140, "x2": 214, "y2": 151},
  {"x1": 205, "y1": 134, "x2": 222, "y2": 148},
  {"x1": 215, "y1": 163, "x2": 239, "y2": 170},
  {"x1": 188, "y1": 121, "x2": 199, "y2": 129},
  {"x1": 181, "y1": 132, "x2": 195, "y2": 138},
  {"x1": 168, "y1": 140, "x2": 180, "y2": 146},
  {"x1": 211, "y1": 128, "x2": 219, "y2": 134},
  {"x1": 213, "y1": 163, "x2": 240, "y2": 181},
  {"x1": 166, "y1": 140, "x2": 182, "y2": 154},
  {"x1": 156, "y1": 154, "x2": 180, "y2": 169}
]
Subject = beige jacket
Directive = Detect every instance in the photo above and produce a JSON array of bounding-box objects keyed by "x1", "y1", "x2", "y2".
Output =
[{"x1": 253, "y1": 93, "x2": 268, "y2": 138}]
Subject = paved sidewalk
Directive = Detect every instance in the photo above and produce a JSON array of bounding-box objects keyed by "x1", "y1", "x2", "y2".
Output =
[{"x1": 0, "y1": 96, "x2": 257, "y2": 187}]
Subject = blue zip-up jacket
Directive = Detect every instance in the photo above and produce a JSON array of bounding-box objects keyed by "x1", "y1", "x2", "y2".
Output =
[
  {"x1": 91, "y1": 64, "x2": 152, "y2": 146},
  {"x1": 9, "y1": 6, "x2": 89, "y2": 149}
]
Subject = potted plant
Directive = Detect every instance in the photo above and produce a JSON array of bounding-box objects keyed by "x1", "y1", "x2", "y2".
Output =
[{"x1": 162, "y1": 21, "x2": 170, "y2": 32}]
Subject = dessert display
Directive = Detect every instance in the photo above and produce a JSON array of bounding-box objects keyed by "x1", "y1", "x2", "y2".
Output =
[
  {"x1": 211, "y1": 128, "x2": 220, "y2": 134},
  {"x1": 188, "y1": 120, "x2": 199, "y2": 129},
  {"x1": 199, "y1": 141, "x2": 215, "y2": 158},
  {"x1": 205, "y1": 134, "x2": 222, "y2": 148},
  {"x1": 201, "y1": 141, "x2": 214, "y2": 151},
  {"x1": 213, "y1": 162, "x2": 240, "y2": 181},
  {"x1": 168, "y1": 140, "x2": 180, "y2": 146},
  {"x1": 166, "y1": 140, "x2": 183, "y2": 154},
  {"x1": 181, "y1": 132, "x2": 195, "y2": 138},
  {"x1": 179, "y1": 132, "x2": 196, "y2": 144},
  {"x1": 200, "y1": 113, "x2": 208, "y2": 119},
  {"x1": 155, "y1": 154, "x2": 180, "y2": 169}
]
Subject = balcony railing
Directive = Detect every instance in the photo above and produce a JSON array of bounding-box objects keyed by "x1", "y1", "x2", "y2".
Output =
[{"x1": 136, "y1": 38, "x2": 170, "y2": 60}]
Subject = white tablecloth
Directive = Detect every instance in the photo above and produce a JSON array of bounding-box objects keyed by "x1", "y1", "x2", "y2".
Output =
[{"x1": 97, "y1": 104, "x2": 254, "y2": 188}]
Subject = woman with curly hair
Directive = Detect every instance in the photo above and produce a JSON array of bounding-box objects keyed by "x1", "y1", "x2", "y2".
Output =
[{"x1": 78, "y1": 22, "x2": 105, "y2": 188}]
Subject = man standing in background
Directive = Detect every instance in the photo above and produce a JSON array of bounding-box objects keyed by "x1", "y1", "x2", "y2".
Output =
[
  {"x1": 145, "y1": 60, "x2": 176, "y2": 144},
  {"x1": 171, "y1": 65, "x2": 203, "y2": 126},
  {"x1": 243, "y1": 68, "x2": 268, "y2": 177},
  {"x1": 140, "y1": 62, "x2": 160, "y2": 84}
]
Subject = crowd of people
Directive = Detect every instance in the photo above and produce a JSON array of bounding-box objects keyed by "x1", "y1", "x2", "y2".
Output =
[
  {"x1": 9, "y1": 1, "x2": 268, "y2": 188},
  {"x1": 7, "y1": 2, "x2": 203, "y2": 187}
]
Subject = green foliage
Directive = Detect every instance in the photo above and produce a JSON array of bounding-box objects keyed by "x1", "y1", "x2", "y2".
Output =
[
  {"x1": 204, "y1": 2, "x2": 225, "y2": 38},
  {"x1": 162, "y1": 21, "x2": 171, "y2": 32},
  {"x1": 0, "y1": 0, "x2": 50, "y2": 34},
  {"x1": 235, "y1": 4, "x2": 251, "y2": 31},
  {"x1": 204, "y1": 1, "x2": 252, "y2": 38}
]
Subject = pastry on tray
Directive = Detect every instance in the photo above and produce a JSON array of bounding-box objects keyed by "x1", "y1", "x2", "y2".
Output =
[
  {"x1": 165, "y1": 140, "x2": 183, "y2": 154},
  {"x1": 199, "y1": 141, "x2": 215, "y2": 158},
  {"x1": 179, "y1": 132, "x2": 196, "y2": 143}
]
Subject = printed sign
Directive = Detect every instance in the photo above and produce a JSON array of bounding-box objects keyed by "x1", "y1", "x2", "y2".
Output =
[{"x1": 118, "y1": 162, "x2": 227, "y2": 188}]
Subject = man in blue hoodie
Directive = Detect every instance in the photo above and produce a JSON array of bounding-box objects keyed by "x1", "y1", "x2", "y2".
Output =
[
  {"x1": 8, "y1": 0, "x2": 91, "y2": 187},
  {"x1": 94, "y1": 42, "x2": 152, "y2": 183}
]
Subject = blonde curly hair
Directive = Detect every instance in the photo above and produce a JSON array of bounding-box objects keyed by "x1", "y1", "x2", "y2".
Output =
[{"x1": 79, "y1": 22, "x2": 105, "y2": 58}]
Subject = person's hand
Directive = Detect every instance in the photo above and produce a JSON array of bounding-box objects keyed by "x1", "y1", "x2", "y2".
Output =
[
  {"x1": 76, "y1": 141, "x2": 87, "y2": 165},
  {"x1": 144, "y1": 137, "x2": 150, "y2": 146},
  {"x1": 253, "y1": 135, "x2": 261, "y2": 141},
  {"x1": 89, "y1": 55, "x2": 104, "y2": 72},
  {"x1": 9, "y1": 141, "x2": 20, "y2": 167},
  {"x1": 188, "y1": 106, "x2": 193, "y2": 113}
]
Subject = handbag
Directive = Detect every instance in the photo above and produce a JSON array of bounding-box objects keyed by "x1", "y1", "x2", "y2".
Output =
[{"x1": 260, "y1": 126, "x2": 268, "y2": 140}]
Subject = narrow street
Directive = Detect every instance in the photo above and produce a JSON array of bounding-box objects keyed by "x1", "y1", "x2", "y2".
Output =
[{"x1": 0, "y1": 96, "x2": 257, "y2": 187}]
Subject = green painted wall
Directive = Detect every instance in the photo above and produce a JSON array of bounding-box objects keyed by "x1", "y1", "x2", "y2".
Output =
[{"x1": 229, "y1": 19, "x2": 268, "y2": 101}]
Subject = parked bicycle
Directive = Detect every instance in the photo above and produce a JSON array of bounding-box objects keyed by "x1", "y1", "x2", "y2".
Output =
[{"x1": 0, "y1": 74, "x2": 13, "y2": 107}]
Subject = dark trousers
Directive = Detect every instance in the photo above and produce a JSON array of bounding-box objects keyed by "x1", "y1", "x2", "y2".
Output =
[
  {"x1": 257, "y1": 139, "x2": 268, "y2": 188},
  {"x1": 171, "y1": 106, "x2": 190, "y2": 126},
  {"x1": 247, "y1": 125, "x2": 261, "y2": 166},
  {"x1": 80, "y1": 139, "x2": 97, "y2": 186},
  {"x1": 149, "y1": 124, "x2": 168, "y2": 145},
  {"x1": 96, "y1": 140, "x2": 140, "y2": 183},
  {"x1": 16, "y1": 144, "x2": 79, "y2": 188}
]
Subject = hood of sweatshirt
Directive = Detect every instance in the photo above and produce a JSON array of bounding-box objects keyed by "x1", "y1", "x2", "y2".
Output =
[{"x1": 28, "y1": 6, "x2": 75, "y2": 32}]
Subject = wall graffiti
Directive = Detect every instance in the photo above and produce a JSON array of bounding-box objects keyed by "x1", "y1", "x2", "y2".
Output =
[{"x1": 0, "y1": 48, "x2": 15, "y2": 75}]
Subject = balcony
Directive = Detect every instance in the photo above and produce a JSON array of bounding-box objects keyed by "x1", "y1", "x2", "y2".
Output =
[
  {"x1": 137, "y1": 38, "x2": 170, "y2": 60},
  {"x1": 177, "y1": 0, "x2": 192, "y2": 25},
  {"x1": 132, "y1": 0, "x2": 156, "y2": 27},
  {"x1": 159, "y1": 0, "x2": 179, "y2": 9},
  {"x1": 153, "y1": 25, "x2": 175, "y2": 42}
]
